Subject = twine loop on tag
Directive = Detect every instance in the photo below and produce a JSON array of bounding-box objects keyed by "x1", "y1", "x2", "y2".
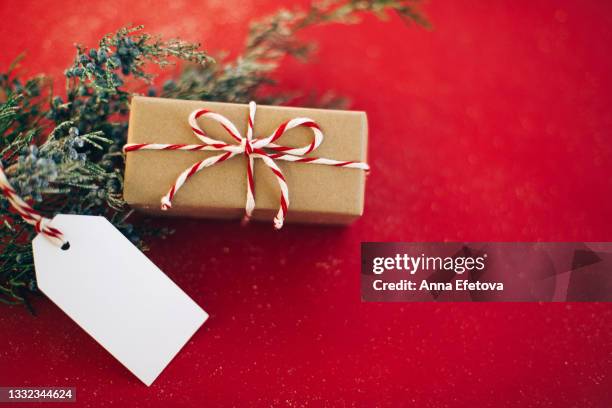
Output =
[
  {"x1": 124, "y1": 101, "x2": 369, "y2": 229},
  {"x1": 0, "y1": 162, "x2": 67, "y2": 247}
]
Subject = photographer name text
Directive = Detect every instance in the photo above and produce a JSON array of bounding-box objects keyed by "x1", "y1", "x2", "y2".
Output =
[{"x1": 370, "y1": 253, "x2": 504, "y2": 292}]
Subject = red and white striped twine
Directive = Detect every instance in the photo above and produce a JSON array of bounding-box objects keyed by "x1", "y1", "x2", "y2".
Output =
[
  {"x1": 0, "y1": 162, "x2": 67, "y2": 247},
  {"x1": 124, "y1": 101, "x2": 369, "y2": 229}
]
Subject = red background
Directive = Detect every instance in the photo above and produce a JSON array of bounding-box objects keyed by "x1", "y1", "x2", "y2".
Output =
[{"x1": 1, "y1": 0, "x2": 612, "y2": 406}]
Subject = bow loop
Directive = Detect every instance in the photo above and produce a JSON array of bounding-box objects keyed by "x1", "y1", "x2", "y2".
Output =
[
  {"x1": 188, "y1": 109, "x2": 243, "y2": 146},
  {"x1": 252, "y1": 118, "x2": 323, "y2": 157}
]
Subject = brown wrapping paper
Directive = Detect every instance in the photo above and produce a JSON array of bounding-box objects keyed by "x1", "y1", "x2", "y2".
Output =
[{"x1": 124, "y1": 96, "x2": 368, "y2": 225}]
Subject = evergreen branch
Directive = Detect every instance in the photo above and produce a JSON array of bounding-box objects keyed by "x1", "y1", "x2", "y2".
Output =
[{"x1": 162, "y1": 0, "x2": 429, "y2": 105}]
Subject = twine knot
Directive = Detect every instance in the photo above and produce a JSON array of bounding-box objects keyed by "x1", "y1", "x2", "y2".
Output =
[{"x1": 242, "y1": 138, "x2": 253, "y2": 155}]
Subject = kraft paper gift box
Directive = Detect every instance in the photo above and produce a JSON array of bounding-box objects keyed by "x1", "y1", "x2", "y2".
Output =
[{"x1": 123, "y1": 96, "x2": 368, "y2": 225}]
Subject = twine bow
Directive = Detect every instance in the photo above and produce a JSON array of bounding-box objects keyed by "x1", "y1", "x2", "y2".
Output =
[{"x1": 124, "y1": 101, "x2": 369, "y2": 229}]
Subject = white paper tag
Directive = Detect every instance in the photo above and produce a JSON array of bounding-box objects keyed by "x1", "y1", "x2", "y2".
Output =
[{"x1": 32, "y1": 214, "x2": 207, "y2": 386}]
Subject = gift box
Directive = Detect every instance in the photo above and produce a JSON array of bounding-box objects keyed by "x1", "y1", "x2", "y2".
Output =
[{"x1": 123, "y1": 96, "x2": 368, "y2": 226}]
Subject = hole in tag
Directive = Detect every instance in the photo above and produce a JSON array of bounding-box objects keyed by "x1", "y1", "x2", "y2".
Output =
[{"x1": 61, "y1": 242, "x2": 71, "y2": 251}]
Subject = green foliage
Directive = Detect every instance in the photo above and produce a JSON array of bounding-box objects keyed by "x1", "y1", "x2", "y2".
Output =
[
  {"x1": 0, "y1": 0, "x2": 428, "y2": 309},
  {"x1": 163, "y1": 0, "x2": 429, "y2": 106}
]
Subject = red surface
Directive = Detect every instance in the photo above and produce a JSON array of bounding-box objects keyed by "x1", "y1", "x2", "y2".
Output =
[{"x1": 1, "y1": 1, "x2": 612, "y2": 406}]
